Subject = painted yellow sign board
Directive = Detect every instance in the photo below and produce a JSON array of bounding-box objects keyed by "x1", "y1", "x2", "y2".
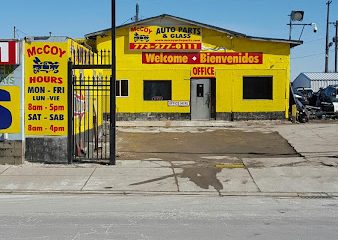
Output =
[
  {"x1": 0, "y1": 86, "x2": 20, "y2": 133},
  {"x1": 129, "y1": 25, "x2": 202, "y2": 51},
  {"x1": 24, "y1": 42, "x2": 68, "y2": 136}
]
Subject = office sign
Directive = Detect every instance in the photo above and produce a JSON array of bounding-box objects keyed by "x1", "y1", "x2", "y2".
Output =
[{"x1": 191, "y1": 67, "x2": 216, "y2": 78}]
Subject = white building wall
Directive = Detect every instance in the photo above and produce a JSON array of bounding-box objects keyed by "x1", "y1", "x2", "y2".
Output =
[
  {"x1": 292, "y1": 74, "x2": 311, "y2": 90},
  {"x1": 293, "y1": 73, "x2": 338, "y2": 93},
  {"x1": 311, "y1": 80, "x2": 338, "y2": 92}
]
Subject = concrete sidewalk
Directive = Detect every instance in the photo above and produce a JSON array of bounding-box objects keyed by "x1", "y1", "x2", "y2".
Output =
[
  {"x1": 0, "y1": 121, "x2": 337, "y2": 196},
  {"x1": 0, "y1": 158, "x2": 337, "y2": 196}
]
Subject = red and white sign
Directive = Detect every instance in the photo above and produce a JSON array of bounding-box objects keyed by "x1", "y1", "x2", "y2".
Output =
[
  {"x1": 0, "y1": 41, "x2": 19, "y2": 65},
  {"x1": 142, "y1": 52, "x2": 263, "y2": 65}
]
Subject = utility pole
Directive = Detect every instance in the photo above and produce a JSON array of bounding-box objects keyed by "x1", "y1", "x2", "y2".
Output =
[
  {"x1": 325, "y1": 0, "x2": 332, "y2": 73},
  {"x1": 335, "y1": 20, "x2": 338, "y2": 72},
  {"x1": 135, "y1": 2, "x2": 140, "y2": 22},
  {"x1": 110, "y1": 0, "x2": 116, "y2": 165},
  {"x1": 289, "y1": 14, "x2": 292, "y2": 40},
  {"x1": 13, "y1": 26, "x2": 16, "y2": 39}
]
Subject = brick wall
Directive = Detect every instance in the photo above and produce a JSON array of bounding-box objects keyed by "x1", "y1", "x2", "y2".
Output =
[{"x1": 0, "y1": 141, "x2": 24, "y2": 165}]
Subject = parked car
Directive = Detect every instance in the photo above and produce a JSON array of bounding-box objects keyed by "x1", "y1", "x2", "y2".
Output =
[
  {"x1": 294, "y1": 87, "x2": 314, "y2": 105},
  {"x1": 316, "y1": 85, "x2": 338, "y2": 113}
]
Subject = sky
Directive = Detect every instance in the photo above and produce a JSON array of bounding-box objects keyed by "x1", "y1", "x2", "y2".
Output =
[{"x1": 1, "y1": 0, "x2": 337, "y2": 80}]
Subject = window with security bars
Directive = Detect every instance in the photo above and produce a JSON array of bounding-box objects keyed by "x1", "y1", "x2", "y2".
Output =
[
  {"x1": 243, "y1": 76, "x2": 273, "y2": 100},
  {"x1": 143, "y1": 80, "x2": 172, "y2": 101},
  {"x1": 116, "y1": 80, "x2": 128, "y2": 97}
]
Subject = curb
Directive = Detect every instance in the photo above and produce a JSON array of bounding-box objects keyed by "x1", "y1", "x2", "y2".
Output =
[{"x1": 0, "y1": 190, "x2": 337, "y2": 198}]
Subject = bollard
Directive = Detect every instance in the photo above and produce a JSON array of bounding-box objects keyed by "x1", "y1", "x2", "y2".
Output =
[{"x1": 291, "y1": 104, "x2": 297, "y2": 123}]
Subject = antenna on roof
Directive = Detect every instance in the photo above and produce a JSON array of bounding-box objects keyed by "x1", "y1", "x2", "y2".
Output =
[{"x1": 134, "y1": 1, "x2": 140, "y2": 22}]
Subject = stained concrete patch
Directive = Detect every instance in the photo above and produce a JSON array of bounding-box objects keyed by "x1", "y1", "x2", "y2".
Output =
[
  {"x1": 170, "y1": 157, "x2": 243, "y2": 169},
  {"x1": 249, "y1": 166, "x2": 338, "y2": 192},
  {"x1": 201, "y1": 156, "x2": 240, "y2": 161},
  {"x1": 143, "y1": 158, "x2": 163, "y2": 161},
  {"x1": 0, "y1": 175, "x2": 89, "y2": 191},
  {"x1": 307, "y1": 157, "x2": 338, "y2": 167},
  {"x1": 83, "y1": 168, "x2": 177, "y2": 192},
  {"x1": 2, "y1": 167, "x2": 95, "y2": 176},
  {"x1": 243, "y1": 157, "x2": 307, "y2": 168},
  {"x1": 218, "y1": 168, "x2": 259, "y2": 193},
  {"x1": 170, "y1": 161, "x2": 197, "y2": 166},
  {"x1": 0, "y1": 166, "x2": 10, "y2": 174},
  {"x1": 175, "y1": 167, "x2": 222, "y2": 192},
  {"x1": 115, "y1": 160, "x2": 170, "y2": 168},
  {"x1": 175, "y1": 168, "x2": 258, "y2": 193}
]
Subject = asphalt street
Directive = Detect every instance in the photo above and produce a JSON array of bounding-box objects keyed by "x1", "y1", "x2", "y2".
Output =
[
  {"x1": 1, "y1": 121, "x2": 337, "y2": 239},
  {"x1": 0, "y1": 194, "x2": 337, "y2": 240}
]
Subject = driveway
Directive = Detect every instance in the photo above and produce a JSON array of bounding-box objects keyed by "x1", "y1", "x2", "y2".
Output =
[{"x1": 116, "y1": 126, "x2": 299, "y2": 164}]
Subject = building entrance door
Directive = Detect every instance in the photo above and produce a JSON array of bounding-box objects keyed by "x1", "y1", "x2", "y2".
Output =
[{"x1": 191, "y1": 79, "x2": 211, "y2": 120}]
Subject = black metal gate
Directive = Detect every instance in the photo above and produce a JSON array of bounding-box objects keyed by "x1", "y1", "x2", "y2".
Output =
[{"x1": 67, "y1": 48, "x2": 114, "y2": 164}]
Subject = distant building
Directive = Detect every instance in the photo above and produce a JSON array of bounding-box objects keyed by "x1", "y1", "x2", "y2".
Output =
[{"x1": 292, "y1": 72, "x2": 338, "y2": 92}]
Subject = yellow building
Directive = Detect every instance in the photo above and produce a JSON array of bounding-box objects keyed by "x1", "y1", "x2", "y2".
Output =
[{"x1": 86, "y1": 14, "x2": 302, "y2": 121}]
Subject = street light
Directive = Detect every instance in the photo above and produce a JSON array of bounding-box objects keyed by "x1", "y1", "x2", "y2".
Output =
[
  {"x1": 288, "y1": 10, "x2": 317, "y2": 40},
  {"x1": 289, "y1": 10, "x2": 304, "y2": 40},
  {"x1": 291, "y1": 11, "x2": 304, "y2": 22}
]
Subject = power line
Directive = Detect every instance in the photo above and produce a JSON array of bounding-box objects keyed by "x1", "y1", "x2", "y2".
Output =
[
  {"x1": 119, "y1": 17, "x2": 134, "y2": 25},
  {"x1": 291, "y1": 49, "x2": 335, "y2": 59},
  {"x1": 302, "y1": 37, "x2": 325, "y2": 44},
  {"x1": 15, "y1": 27, "x2": 29, "y2": 38},
  {"x1": 291, "y1": 52, "x2": 324, "y2": 59}
]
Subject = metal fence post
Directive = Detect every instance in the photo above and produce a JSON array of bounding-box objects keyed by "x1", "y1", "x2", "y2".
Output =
[{"x1": 67, "y1": 59, "x2": 74, "y2": 164}]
